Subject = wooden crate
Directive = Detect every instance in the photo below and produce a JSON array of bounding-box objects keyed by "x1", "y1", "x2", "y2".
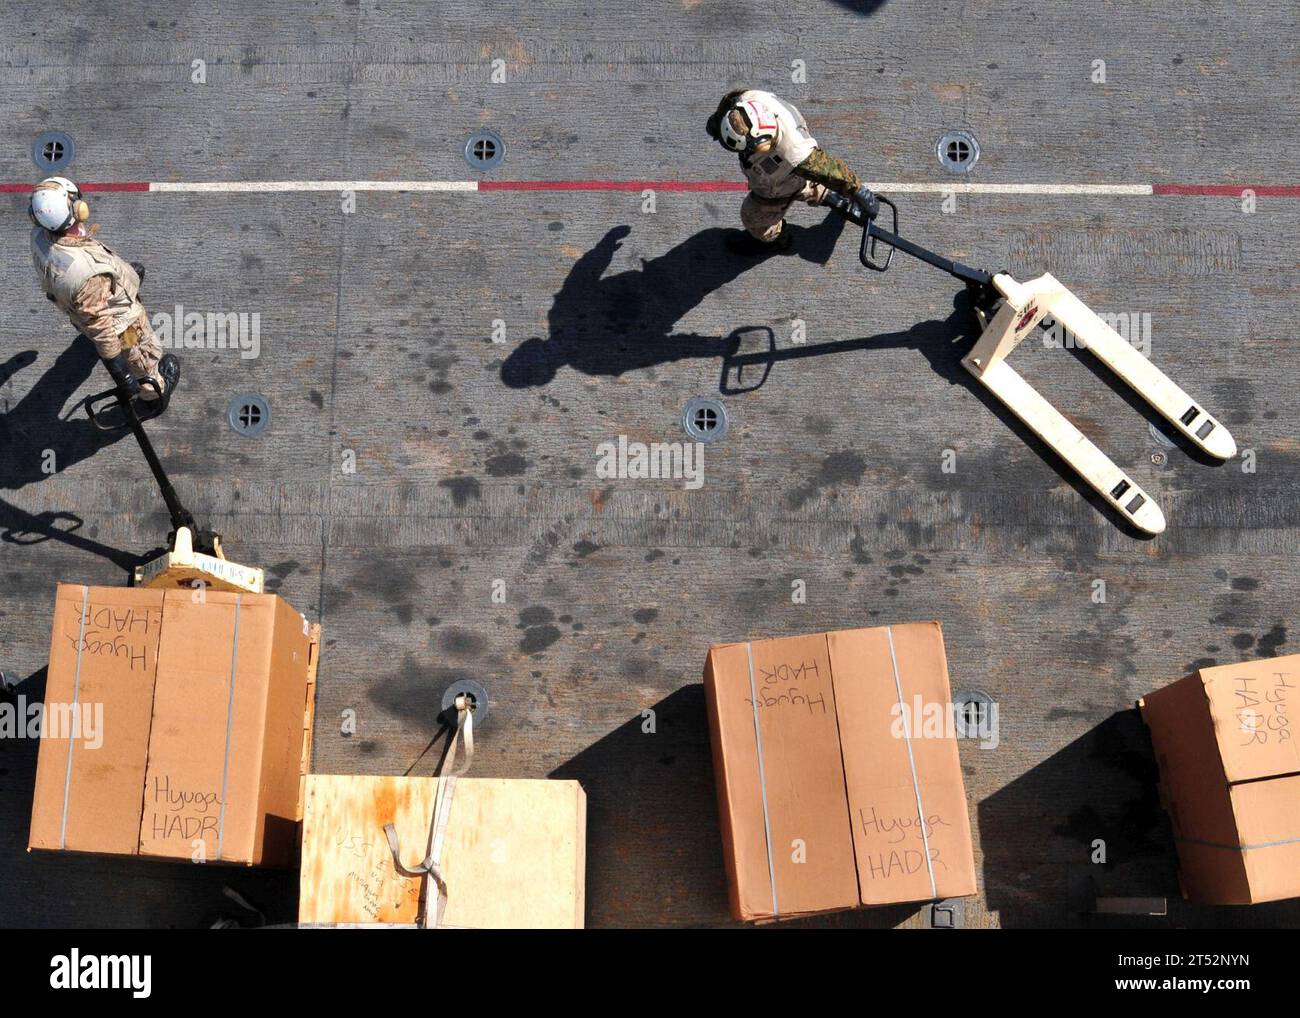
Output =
[{"x1": 299, "y1": 774, "x2": 586, "y2": 928}]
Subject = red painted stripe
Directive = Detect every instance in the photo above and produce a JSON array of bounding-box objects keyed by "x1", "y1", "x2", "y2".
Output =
[
  {"x1": 1153, "y1": 183, "x2": 1300, "y2": 197},
  {"x1": 0, "y1": 181, "x2": 150, "y2": 193},
  {"x1": 82, "y1": 182, "x2": 152, "y2": 192},
  {"x1": 480, "y1": 179, "x2": 747, "y2": 192}
]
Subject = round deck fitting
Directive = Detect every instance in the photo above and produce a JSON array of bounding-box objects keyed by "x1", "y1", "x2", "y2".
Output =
[
  {"x1": 937, "y1": 129, "x2": 979, "y2": 174},
  {"x1": 441, "y1": 678, "x2": 488, "y2": 729},
  {"x1": 32, "y1": 131, "x2": 76, "y2": 173},
  {"x1": 227, "y1": 393, "x2": 271, "y2": 438},
  {"x1": 681, "y1": 397, "x2": 728, "y2": 444},
  {"x1": 952, "y1": 688, "x2": 994, "y2": 739},
  {"x1": 463, "y1": 129, "x2": 505, "y2": 171}
]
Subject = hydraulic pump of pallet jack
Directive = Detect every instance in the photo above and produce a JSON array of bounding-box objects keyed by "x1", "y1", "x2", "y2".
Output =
[
  {"x1": 824, "y1": 186, "x2": 1235, "y2": 534},
  {"x1": 84, "y1": 377, "x2": 265, "y2": 593}
]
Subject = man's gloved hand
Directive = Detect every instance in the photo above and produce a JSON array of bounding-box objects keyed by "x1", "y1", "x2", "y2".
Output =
[
  {"x1": 102, "y1": 351, "x2": 140, "y2": 398},
  {"x1": 852, "y1": 185, "x2": 881, "y2": 221}
]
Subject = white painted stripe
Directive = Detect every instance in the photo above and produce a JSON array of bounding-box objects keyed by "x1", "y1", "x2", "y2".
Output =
[
  {"x1": 868, "y1": 182, "x2": 1154, "y2": 195},
  {"x1": 139, "y1": 179, "x2": 1152, "y2": 196},
  {"x1": 148, "y1": 180, "x2": 479, "y2": 193}
]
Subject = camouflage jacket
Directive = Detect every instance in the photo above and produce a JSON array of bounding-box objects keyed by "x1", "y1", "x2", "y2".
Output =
[
  {"x1": 792, "y1": 147, "x2": 862, "y2": 196},
  {"x1": 42, "y1": 233, "x2": 137, "y2": 359},
  {"x1": 72, "y1": 274, "x2": 124, "y2": 358}
]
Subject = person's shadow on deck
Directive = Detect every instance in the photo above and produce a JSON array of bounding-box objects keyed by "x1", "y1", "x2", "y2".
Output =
[
  {"x1": 500, "y1": 216, "x2": 846, "y2": 388},
  {"x1": 0, "y1": 336, "x2": 127, "y2": 491},
  {"x1": 0, "y1": 338, "x2": 138, "y2": 568}
]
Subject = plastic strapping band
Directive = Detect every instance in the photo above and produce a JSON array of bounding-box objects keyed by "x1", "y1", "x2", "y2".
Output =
[
  {"x1": 745, "y1": 641, "x2": 779, "y2": 919},
  {"x1": 58, "y1": 585, "x2": 90, "y2": 849},
  {"x1": 429, "y1": 775, "x2": 457, "y2": 871},
  {"x1": 426, "y1": 773, "x2": 457, "y2": 928},
  {"x1": 383, "y1": 699, "x2": 473, "y2": 928},
  {"x1": 886, "y1": 625, "x2": 937, "y2": 899},
  {"x1": 215, "y1": 593, "x2": 241, "y2": 861},
  {"x1": 441, "y1": 696, "x2": 474, "y2": 778}
]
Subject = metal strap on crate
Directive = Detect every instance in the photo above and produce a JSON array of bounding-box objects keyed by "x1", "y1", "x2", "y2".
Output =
[
  {"x1": 58, "y1": 585, "x2": 90, "y2": 849},
  {"x1": 745, "y1": 641, "x2": 780, "y2": 919},
  {"x1": 886, "y1": 625, "x2": 937, "y2": 899},
  {"x1": 215, "y1": 594, "x2": 242, "y2": 861}
]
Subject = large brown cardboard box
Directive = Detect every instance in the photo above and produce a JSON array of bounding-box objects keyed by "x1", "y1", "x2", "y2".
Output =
[
  {"x1": 299, "y1": 775, "x2": 586, "y2": 928},
  {"x1": 29, "y1": 583, "x2": 320, "y2": 866},
  {"x1": 704, "y1": 622, "x2": 978, "y2": 922},
  {"x1": 1140, "y1": 656, "x2": 1300, "y2": 904}
]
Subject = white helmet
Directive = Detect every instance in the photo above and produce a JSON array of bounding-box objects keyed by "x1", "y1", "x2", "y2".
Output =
[
  {"x1": 719, "y1": 97, "x2": 779, "y2": 153},
  {"x1": 29, "y1": 176, "x2": 83, "y2": 231}
]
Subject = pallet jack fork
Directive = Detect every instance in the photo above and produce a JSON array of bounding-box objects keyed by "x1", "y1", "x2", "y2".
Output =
[
  {"x1": 824, "y1": 190, "x2": 1236, "y2": 534},
  {"x1": 84, "y1": 378, "x2": 264, "y2": 593}
]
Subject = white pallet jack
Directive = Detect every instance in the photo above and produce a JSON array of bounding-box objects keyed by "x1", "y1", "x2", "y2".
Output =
[
  {"x1": 825, "y1": 190, "x2": 1236, "y2": 534},
  {"x1": 85, "y1": 376, "x2": 264, "y2": 593}
]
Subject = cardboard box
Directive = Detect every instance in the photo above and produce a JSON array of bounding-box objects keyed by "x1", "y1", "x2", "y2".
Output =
[
  {"x1": 704, "y1": 622, "x2": 978, "y2": 921},
  {"x1": 299, "y1": 775, "x2": 586, "y2": 928},
  {"x1": 29, "y1": 583, "x2": 319, "y2": 866},
  {"x1": 1140, "y1": 656, "x2": 1300, "y2": 904}
]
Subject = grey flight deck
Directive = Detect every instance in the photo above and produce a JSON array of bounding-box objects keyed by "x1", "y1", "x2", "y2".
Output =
[{"x1": 0, "y1": 1, "x2": 1297, "y2": 928}]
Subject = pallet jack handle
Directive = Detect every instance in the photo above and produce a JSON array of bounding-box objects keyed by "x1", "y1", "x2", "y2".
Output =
[
  {"x1": 824, "y1": 188, "x2": 994, "y2": 292},
  {"x1": 821, "y1": 186, "x2": 1236, "y2": 534},
  {"x1": 84, "y1": 378, "x2": 217, "y2": 556}
]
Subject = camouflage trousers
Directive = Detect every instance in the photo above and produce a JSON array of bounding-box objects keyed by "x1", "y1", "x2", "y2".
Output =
[
  {"x1": 740, "y1": 180, "x2": 829, "y2": 242},
  {"x1": 99, "y1": 312, "x2": 165, "y2": 400}
]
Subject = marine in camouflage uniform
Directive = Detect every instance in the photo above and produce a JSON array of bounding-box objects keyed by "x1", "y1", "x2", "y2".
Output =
[
  {"x1": 708, "y1": 88, "x2": 863, "y2": 246},
  {"x1": 29, "y1": 177, "x2": 174, "y2": 409},
  {"x1": 34, "y1": 231, "x2": 166, "y2": 398}
]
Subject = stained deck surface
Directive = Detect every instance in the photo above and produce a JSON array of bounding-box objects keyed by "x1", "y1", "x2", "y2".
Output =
[{"x1": 1, "y1": 0, "x2": 1298, "y2": 928}]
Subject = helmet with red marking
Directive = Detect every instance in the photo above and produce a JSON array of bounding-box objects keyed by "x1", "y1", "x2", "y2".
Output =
[{"x1": 718, "y1": 96, "x2": 780, "y2": 153}]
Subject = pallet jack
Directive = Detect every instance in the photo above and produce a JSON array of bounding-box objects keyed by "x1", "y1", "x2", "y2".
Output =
[
  {"x1": 85, "y1": 375, "x2": 264, "y2": 593},
  {"x1": 824, "y1": 188, "x2": 1236, "y2": 534}
]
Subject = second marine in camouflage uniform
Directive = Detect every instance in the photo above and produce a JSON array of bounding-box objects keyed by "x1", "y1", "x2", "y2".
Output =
[{"x1": 707, "y1": 89, "x2": 863, "y2": 248}]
